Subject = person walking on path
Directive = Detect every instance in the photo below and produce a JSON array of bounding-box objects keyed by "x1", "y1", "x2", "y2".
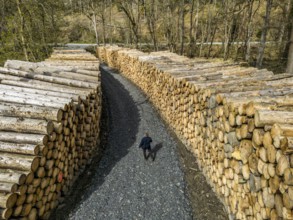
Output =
[{"x1": 139, "y1": 132, "x2": 155, "y2": 161}]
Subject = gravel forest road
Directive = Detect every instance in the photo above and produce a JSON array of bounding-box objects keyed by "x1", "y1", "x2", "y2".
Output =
[{"x1": 51, "y1": 64, "x2": 227, "y2": 220}]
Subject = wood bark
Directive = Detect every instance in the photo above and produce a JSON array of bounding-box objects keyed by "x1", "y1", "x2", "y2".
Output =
[
  {"x1": 0, "y1": 116, "x2": 55, "y2": 135},
  {"x1": 0, "y1": 103, "x2": 63, "y2": 122},
  {"x1": 98, "y1": 46, "x2": 293, "y2": 220},
  {"x1": 0, "y1": 48, "x2": 102, "y2": 219},
  {"x1": 286, "y1": 12, "x2": 293, "y2": 73}
]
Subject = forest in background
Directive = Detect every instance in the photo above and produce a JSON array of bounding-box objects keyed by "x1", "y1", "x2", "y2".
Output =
[{"x1": 0, "y1": 0, "x2": 292, "y2": 73}]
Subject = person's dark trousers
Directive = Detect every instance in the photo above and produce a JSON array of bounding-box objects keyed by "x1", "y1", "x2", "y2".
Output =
[{"x1": 143, "y1": 148, "x2": 155, "y2": 161}]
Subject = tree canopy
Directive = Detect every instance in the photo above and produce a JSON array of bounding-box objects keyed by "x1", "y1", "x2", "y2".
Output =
[{"x1": 0, "y1": 0, "x2": 293, "y2": 72}]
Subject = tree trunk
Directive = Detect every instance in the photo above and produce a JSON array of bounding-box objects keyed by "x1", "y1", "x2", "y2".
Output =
[
  {"x1": 0, "y1": 169, "x2": 28, "y2": 185},
  {"x1": 286, "y1": 17, "x2": 293, "y2": 73},
  {"x1": 102, "y1": 13, "x2": 106, "y2": 46},
  {"x1": 0, "y1": 141, "x2": 40, "y2": 156},
  {"x1": 256, "y1": 0, "x2": 272, "y2": 68},
  {"x1": 0, "y1": 67, "x2": 98, "y2": 89},
  {"x1": 92, "y1": 12, "x2": 99, "y2": 45},
  {"x1": 0, "y1": 132, "x2": 48, "y2": 145},
  {"x1": 179, "y1": 0, "x2": 185, "y2": 55},
  {"x1": 0, "y1": 116, "x2": 54, "y2": 135},
  {"x1": 109, "y1": 0, "x2": 113, "y2": 45},
  {"x1": 0, "y1": 102, "x2": 63, "y2": 121},
  {"x1": 0, "y1": 153, "x2": 40, "y2": 172},
  {"x1": 16, "y1": 0, "x2": 28, "y2": 61},
  {"x1": 278, "y1": 0, "x2": 291, "y2": 52},
  {"x1": 188, "y1": 0, "x2": 195, "y2": 57}
]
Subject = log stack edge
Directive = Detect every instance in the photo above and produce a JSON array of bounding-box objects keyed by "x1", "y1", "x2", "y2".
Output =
[
  {"x1": 0, "y1": 49, "x2": 102, "y2": 219},
  {"x1": 97, "y1": 46, "x2": 293, "y2": 220}
]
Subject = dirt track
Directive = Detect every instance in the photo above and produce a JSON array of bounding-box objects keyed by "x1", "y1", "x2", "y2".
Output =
[{"x1": 51, "y1": 64, "x2": 227, "y2": 220}]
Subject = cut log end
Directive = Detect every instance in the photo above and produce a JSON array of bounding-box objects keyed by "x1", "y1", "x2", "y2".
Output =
[{"x1": 0, "y1": 208, "x2": 12, "y2": 219}]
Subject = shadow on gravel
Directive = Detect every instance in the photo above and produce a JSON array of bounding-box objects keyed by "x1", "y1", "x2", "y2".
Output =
[
  {"x1": 50, "y1": 66, "x2": 139, "y2": 220},
  {"x1": 150, "y1": 142, "x2": 163, "y2": 161},
  {"x1": 152, "y1": 142, "x2": 163, "y2": 154}
]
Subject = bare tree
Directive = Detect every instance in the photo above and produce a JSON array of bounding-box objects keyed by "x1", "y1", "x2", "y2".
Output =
[
  {"x1": 143, "y1": 0, "x2": 159, "y2": 51},
  {"x1": 287, "y1": 27, "x2": 293, "y2": 73},
  {"x1": 188, "y1": 0, "x2": 195, "y2": 57},
  {"x1": 116, "y1": 0, "x2": 143, "y2": 48},
  {"x1": 256, "y1": 0, "x2": 273, "y2": 68},
  {"x1": 16, "y1": 0, "x2": 29, "y2": 61},
  {"x1": 179, "y1": 0, "x2": 185, "y2": 55},
  {"x1": 286, "y1": 6, "x2": 293, "y2": 73},
  {"x1": 243, "y1": 0, "x2": 260, "y2": 62}
]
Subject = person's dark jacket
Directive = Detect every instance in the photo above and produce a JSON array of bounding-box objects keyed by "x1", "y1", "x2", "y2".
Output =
[{"x1": 139, "y1": 136, "x2": 152, "y2": 149}]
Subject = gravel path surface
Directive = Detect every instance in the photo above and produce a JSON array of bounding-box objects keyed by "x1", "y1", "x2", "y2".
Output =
[{"x1": 56, "y1": 65, "x2": 193, "y2": 220}]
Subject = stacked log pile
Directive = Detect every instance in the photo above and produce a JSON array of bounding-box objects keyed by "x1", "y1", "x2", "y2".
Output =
[
  {"x1": 98, "y1": 46, "x2": 293, "y2": 220},
  {"x1": 0, "y1": 49, "x2": 101, "y2": 219}
]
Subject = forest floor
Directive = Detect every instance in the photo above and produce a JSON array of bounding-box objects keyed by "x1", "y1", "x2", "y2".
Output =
[{"x1": 50, "y1": 64, "x2": 228, "y2": 220}]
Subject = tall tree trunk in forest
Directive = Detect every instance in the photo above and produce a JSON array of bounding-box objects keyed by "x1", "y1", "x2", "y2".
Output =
[
  {"x1": 188, "y1": 0, "x2": 195, "y2": 57},
  {"x1": 244, "y1": 0, "x2": 260, "y2": 62},
  {"x1": 109, "y1": 0, "x2": 113, "y2": 45},
  {"x1": 165, "y1": 0, "x2": 175, "y2": 52},
  {"x1": 101, "y1": 14, "x2": 106, "y2": 45},
  {"x1": 286, "y1": 19, "x2": 293, "y2": 73},
  {"x1": 283, "y1": 1, "x2": 293, "y2": 61},
  {"x1": 145, "y1": 0, "x2": 158, "y2": 51},
  {"x1": 179, "y1": 0, "x2": 185, "y2": 55},
  {"x1": 0, "y1": 0, "x2": 5, "y2": 47},
  {"x1": 199, "y1": 8, "x2": 206, "y2": 57},
  {"x1": 193, "y1": 0, "x2": 199, "y2": 55},
  {"x1": 256, "y1": 0, "x2": 272, "y2": 68},
  {"x1": 244, "y1": 0, "x2": 254, "y2": 62},
  {"x1": 118, "y1": 2, "x2": 140, "y2": 48},
  {"x1": 278, "y1": 0, "x2": 291, "y2": 52},
  {"x1": 223, "y1": 1, "x2": 230, "y2": 60},
  {"x1": 208, "y1": 25, "x2": 217, "y2": 58},
  {"x1": 92, "y1": 12, "x2": 99, "y2": 45},
  {"x1": 16, "y1": 0, "x2": 28, "y2": 61},
  {"x1": 50, "y1": 6, "x2": 58, "y2": 45}
]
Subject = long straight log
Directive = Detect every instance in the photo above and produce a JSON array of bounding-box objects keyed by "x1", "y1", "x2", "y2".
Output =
[
  {"x1": 216, "y1": 87, "x2": 293, "y2": 105},
  {"x1": 52, "y1": 49, "x2": 90, "y2": 54},
  {"x1": 1, "y1": 79, "x2": 93, "y2": 95},
  {"x1": 0, "y1": 141, "x2": 39, "y2": 155},
  {"x1": 44, "y1": 62, "x2": 100, "y2": 70},
  {"x1": 0, "y1": 182, "x2": 18, "y2": 194},
  {"x1": 0, "y1": 73, "x2": 20, "y2": 81},
  {"x1": 0, "y1": 84, "x2": 83, "y2": 101},
  {"x1": 41, "y1": 71, "x2": 99, "y2": 83},
  {"x1": 255, "y1": 110, "x2": 293, "y2": 127},
  {"x1": 0, "y1": 94, "x2": 69, "y2": 109},
  {"x1": 0, "y1": 103, "x2": 63, "y2": 122},
  {"x1": 5, "y1": 60, "x2": 53, "y2": 70},
  {"x1": 223, "y1": 96, "x2": 293, "y2": 107},
  {"x1": 0, "y1": 89, "x2": 71, "y2": 104},
  {"x1": 0, "y1": 153, "x2": 40, "y2": 171},
  {"x1": 5, "y1": 61, "x2": 100, "y2": 82},
  {"x1": 76, "y1": 69, "x2": 101, "y2": 77},
  {"x1": 32, "y1": 74, "x2": 98, "y2": 89},
  {"x1": 0, "y1": 116, "x2": 54, "y2": 135},
  {"x1": 48, "y1": 55, "x2": 97, "y2": 61},
  {"x1": 0, "y1": 169, "x2": 27, "y2": 185},
  {"x1": 0, "y1": 67, "x2": 98, "y2": 89},
  {"x1": 0, "y1": 132, "x2": 48, "y2": 145}
]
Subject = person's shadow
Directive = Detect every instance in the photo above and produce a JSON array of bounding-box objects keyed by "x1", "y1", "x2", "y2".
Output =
[{"x1": 150, "y1": 142, "x2": 163, "y2": 161}]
